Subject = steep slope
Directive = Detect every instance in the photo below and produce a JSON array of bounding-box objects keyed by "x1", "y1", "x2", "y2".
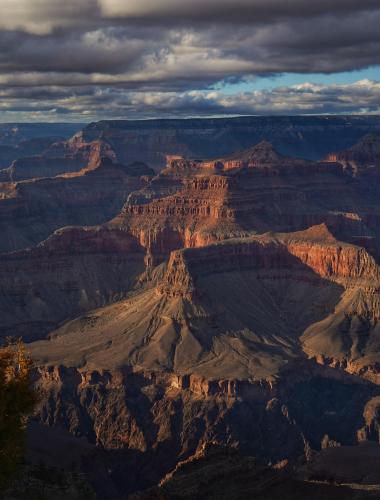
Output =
[
  {"x1": 0, "y1": 123, "x2": 82, "y2": 169},
  {"x1": 135, "y1": 442, "x2": 380, "y2": 500},
  {"x1": 302, "y1": 287, "x2": 380, "y2": 382},
  {"x1": 0, "y1": 226, "x2": 147, "y2": 340},
  {"x1": 29, "y1": 225, "x2": 379, "y2": 381},
  {"x1": 0, "y1": 153, "x2": 153, "y2": 253},
  {"x1": 0, "y1": 156, "x2": 87, "y2": 182},
  {"x1": 114, "y1": 143, "x2": 380, "y2": 264},
  {"x1": 0, "y1": 137, "x2": 65, "y2": 171},
  {"x1": 327, "y1": 134, "x2": 380, "y2": 173}
]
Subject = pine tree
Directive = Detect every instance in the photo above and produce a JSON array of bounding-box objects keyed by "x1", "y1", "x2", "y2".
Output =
[{"x1": 0, "y1": 339, "x2": 38, "y2": 490}]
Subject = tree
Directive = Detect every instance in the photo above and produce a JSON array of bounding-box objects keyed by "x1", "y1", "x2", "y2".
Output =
[{"x1": 0, "y1": 339, "x2": 38, "y2": 490}]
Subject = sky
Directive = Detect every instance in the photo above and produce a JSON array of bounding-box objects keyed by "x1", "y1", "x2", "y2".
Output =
[{"x1": 1, "y1": 0, "x2": 380, "y2": 121}]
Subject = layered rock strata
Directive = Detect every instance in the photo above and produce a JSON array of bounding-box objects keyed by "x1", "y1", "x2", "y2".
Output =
[{"x1": 3, "y1": 136, "x2": 380, "y2": 496}]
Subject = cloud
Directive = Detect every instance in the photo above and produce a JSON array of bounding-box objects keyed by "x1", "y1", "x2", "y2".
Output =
[
  {"x1": 0, "y1": 28, "x2": 148, "y2": 74},
  {"x1": 111, "y1": 79, "x2": 380, "y2": 116},
  {"x1": 1, "y1": 79, "x2": 379, "y2": 121},
  {"x1": 3, "y1": 0, "x2": 379, "y2": 33},
  {"x1": 99, "y1": 0, "x2": 380, "y2": 25},
  {"x1": 0, "y1": 0, "x2": 100, "y2": 34},
  {"x1": 0, "y1": 0, "x2": 379, "y2": 119}
]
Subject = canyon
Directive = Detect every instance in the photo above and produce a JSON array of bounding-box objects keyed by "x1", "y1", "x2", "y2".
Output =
[
  {"x1": 0, "y1": 123, "x2": 82, "y2": 169},
  {"x1": 2, "y1": 119, "x2": 380, "y2": 497}
]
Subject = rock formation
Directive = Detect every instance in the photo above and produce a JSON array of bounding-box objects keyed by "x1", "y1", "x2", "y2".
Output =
[
  {"x1": 0, "y1": 144, "x2": 154, "y2": 252},
  {"x1": 5, "y1": 116, "x2": 376, "y2": 174},
  {"x1": 80, "y1": 115, "x2": 380, "y2": 167},
  {"x1": 3, "y1": 132, "x2": 380, "y2": 497},
  {"x1": 132, "y1": 442, "x2": 380, "y2": 499},
  {"x1": 326, "y1": 133, "x2": 380, "y2": 178},
  {"x1": 0, "y1": 123, "x2": 81, "y2": 169}
]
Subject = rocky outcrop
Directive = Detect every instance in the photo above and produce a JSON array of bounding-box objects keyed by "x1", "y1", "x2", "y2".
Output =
[
  {"x1": 200, "y1": 140, "x2": 313, "y2": 171},
  {"x1": 327, "y1": 134, "x2": 380, "y2": 163},
  {"x1": 0, "y1": 155, "x2": 153, "y2": 253},
  {"x1": 0, "y1": 132, "x2": 149, "y2": 182},
  {"x1": 134, "y1": 442, "x2": 380, "y2": 500},
  {"x1": 326, "y1": 134, "x2": 380, "y2": 179},
  {"x1": 24, "y1": 226, "x2": 380, "y2": 383},
  {"x1": 1, "y1": 156, "x2": 87, "y2": 181},
  {"x1": 0, "y1": 226, "x2": 146, "y2": 340},
  {"x1": 31, "y1": 361, "x2": 380, "y2": 496},
  {"x1": 159, "y1": 227, "x2": 380, "y2": 294},
  {"x1": 113, "y1": 147, "x2": 359, "y2": 267}
]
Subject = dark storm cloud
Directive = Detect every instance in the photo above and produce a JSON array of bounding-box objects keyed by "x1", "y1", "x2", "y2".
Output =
[
  {"x1": 0, "y1": 28, "x2": 152, "y2": 74},
  {"x1": 3, "y1": 0, "x2": 379, "y2": 31},
  {"x1": 99, "y1": 0, "x2": 380, "y2": 24},
  {"x1": 0, "y1": 0, "x2": 380, "y2": 119}
]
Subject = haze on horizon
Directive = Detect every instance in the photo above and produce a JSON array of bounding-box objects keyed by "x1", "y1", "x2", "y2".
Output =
[{"x1": 1, "y1": 0, "x2": 380, "y2": 122}]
